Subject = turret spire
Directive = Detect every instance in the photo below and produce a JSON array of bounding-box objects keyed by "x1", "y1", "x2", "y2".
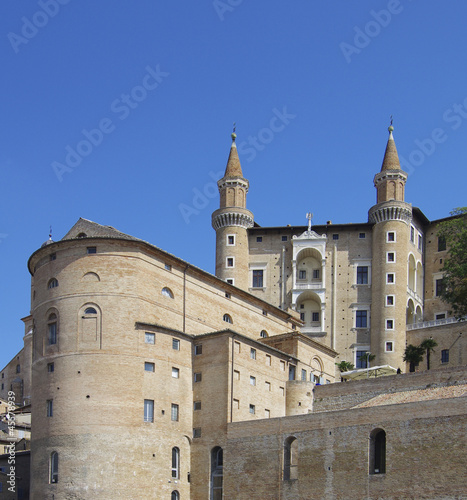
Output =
[
  {"x1": 380, "y1": 122, "x2": 401, "y2": 172},
  {"x1": 224, "y1": 126, "x2": 244, "y2": 178}
]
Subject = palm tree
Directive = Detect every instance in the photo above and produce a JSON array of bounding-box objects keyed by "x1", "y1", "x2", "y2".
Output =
[
  {"x1": 420, "y1": 338, "x2": 438, "y2": 370},
  {"x1": 358, "y1": 352, "x2": 376, "y2": 368},
  {"x1": 335, "y1": 360, "x2": 355, "y2": 372},
  {"x1": 403, "y1": 344, "x2": 425, "y2": 373}
]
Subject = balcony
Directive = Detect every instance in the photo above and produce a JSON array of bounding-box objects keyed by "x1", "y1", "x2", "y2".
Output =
[
  {"x1": 407, "y1": 286, "x2": 422, "y2": 304},
  {"x1": 294, "y1": 280, "x2": 323, "y2": 290},
  {"x1": 406, "y1": 317, "x2": 462, "y2": 331}
]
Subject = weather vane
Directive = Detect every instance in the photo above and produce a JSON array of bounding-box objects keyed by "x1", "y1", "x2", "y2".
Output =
[{"x1": 390, "y1": 115, "x2": 393, "y2": 126}]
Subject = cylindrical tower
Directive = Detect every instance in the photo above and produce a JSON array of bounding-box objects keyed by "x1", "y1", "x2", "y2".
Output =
[
  {"x1": 369, "y1": 126, "x2": 412, "y2": 370},
  {"x1": 212, "y1": 133, "x2": 253, "y2": 290}
]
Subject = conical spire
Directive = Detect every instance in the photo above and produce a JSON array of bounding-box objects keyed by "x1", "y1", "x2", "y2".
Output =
[
  {"x1": 380, "y1": 125, "x2": 401, "y2": 171},
  {"x1": 224, "y1": 132, "x2": 244, "y2": 178}
]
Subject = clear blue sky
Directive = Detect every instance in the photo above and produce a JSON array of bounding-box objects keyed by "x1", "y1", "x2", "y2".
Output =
[{"x1": 1, "y1": 0, "x2": 466, "y2": 369}]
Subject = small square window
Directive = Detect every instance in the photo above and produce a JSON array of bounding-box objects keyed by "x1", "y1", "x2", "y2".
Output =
[
  {"x1": 226, "y1": 279, "x2": 234, "y2": 285},
  {"x1": 332, "y1": 234, "x2": 339, "y2": 240},
  {"x1": 250, "y1": 376, "x2": 256, "y2": 386},
  {"x1": 249, "y1": 404, "x2": 255, "y2": 414},
  {"x1": 262, "y1": 309, "x2": 268, "y2": 316},
  {"x1": 225, "y1": 292, "x2": 231, "y2": 298},
  {"x1": 193, "y1": 428, "x2": 201, "y2": 438},
  {"x1": 172, "y1": 339, "x2": 180, "y2": 351},
  {"x1": 312, "y1": 269, "x2": 320, "y2": 279},
  {"x1": 172, "y1": 367, "x2": 180, "y2": 379},
  {"x1": 226, "y1": 257, "x2": 234, "y2": 268},
  {"x1": 386, "y1": 295, "x2": 394, "y2": 306},
  {"x1": 194, "y1": 372, "x2": 202, "y2": 382},
  {"x1": 194, "y1": 401, "x2": 201, "y2": 410},
  {"x1": 312, "y1": 312, "x2": 320, "y2": 322},
  {"x1": 387, "y1": 273, "x2": 395, "y2": 284},
  {"x1": 250, "y1": 348, "x2": 256, "y2": 360},
  {"x1": 195, "y1": 345, "x2": 203, "y2": 355},
  {"x1": 386, "y1": 319, "x2": 394, "y2": 330},
  {"x1": 359, "y1": 232, "x2": 366, "y2": 239},
  {"x1": 86, "y1": 247, "x2": 97, "y2": 254},
  {"x1": 385, "y1": 342, "x2": 394, "y2": 352},
  {"x1": 47, "y1": 363, "x2": 54, "y2": 373},
  {"x1": 145, "y1": 332, "x2": 155, "y2": 344},
  {"x1": 387, "y1": 252, "x2": 395, "y2": 263},
  {"x1": 281, "y1": 236, "x2": 287, "y2": 241},
  {"x1": 165, "y1": 264, "x2": 172, "y2": 271},
  {"x1": 387, "y1": 232, "x2": 395, "y2": 242},
  {"x1": 256, "y1": 236, "x2": 262, "y2": 242},
  {"x1": 265, "y1": 381, "x2": 271, "y2": 391},
  {"x1": 50, "y1": 253, "x2": 56, "y2": 261},
  {"x1": 227, "y1": 235, "x2": 235, "y2": 245},
  {"x1": 144, "y1": 362, "x2": 155, "y2": 372}
]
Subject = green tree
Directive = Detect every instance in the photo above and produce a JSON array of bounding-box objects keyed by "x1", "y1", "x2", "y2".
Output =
[
  {"x1": 437, "y1": 208, "x2": 467, "y2": 320},
  {"x1": 403, "y1": 344, "x2": 425, "y2": 373},
  {"x1": 335, "y1": 361, "x2": 354, "y2": 372},
  {"x1": 358, "y1": 352, "x2": 376, "y2": 368},
  {"x1": 420, "y1": 338, "x2": 438, "y2": 370}
]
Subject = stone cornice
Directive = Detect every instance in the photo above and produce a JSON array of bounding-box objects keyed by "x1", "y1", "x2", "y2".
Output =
[
  {"x1": 368, "y1": 201, "x2": 412, "y2": 224},
  {"x1": 212, "y1": 208, "x2": 254, "y2": 230}
]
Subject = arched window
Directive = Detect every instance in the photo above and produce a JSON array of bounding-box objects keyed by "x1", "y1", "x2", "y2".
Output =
[
  {"x1": 171, "y1": 492, "x2": 180, "y2": 500},
  {"x1": 283, "y1": 436, "x2": 298, "y2": 480},
  {"x1": 260, "y1": 330, "x2": 268, "y2": 338},
  {"x1": 223, "y1": 314, "x2": 232, "y2": 324},
  {"x1": 211, "y1": 446, "x2": 223, "y2": 500},
  {"x1": 77, "y1": 232, "x2": 87, "y2": 238},
  {"x1": 50, "y1": 451, "x2": 58, "y2": 483},
  {"x1": 171, "y1": 447, "x2": 180, "y2": 479},
  {"x1": 84, "y1": 307, "x2": 97, "y2": 315},
  {"x1": 47, "y1": 313, "x2": 57, "y2": 345},
  {"x1": 48, "y1": 278, "x2": 59, "y2": 289},
  {"x1": 369, "y1": 429, "x2": 386, "y2": 474},
  {"x1": 162, "y1": 287, "x2": 174, "y2": 299}
]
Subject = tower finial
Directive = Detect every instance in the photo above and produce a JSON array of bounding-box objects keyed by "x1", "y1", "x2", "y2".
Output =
[
  {"x1": 49, "y1": 226, "x2": 53, "y2": 240},
  {"x1": 231, "y1": 122, "x2": 237, "y2": 142},
  {"x1": 306, "y1": 212, "x2": 313, "y2": 232},
  {"x1": 388, "y1": 115, "x2": 394, "y2": 133}
]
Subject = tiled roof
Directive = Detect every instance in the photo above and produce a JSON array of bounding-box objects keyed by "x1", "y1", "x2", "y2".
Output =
[{"x1": 380, "y1": 128, "x2": 402, "y2": 171}]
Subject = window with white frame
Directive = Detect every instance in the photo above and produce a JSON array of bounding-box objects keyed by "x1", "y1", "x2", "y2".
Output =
[
  {"x1": 144, "y1": 399, "x2": 154, "y2": 422},
  {"x1": 171, "y1": 447, "x2": 180, "y2": 479},
  {"x1": 386, "y1": 273, "x2": 395, "y2": 284},
  {"x1": 386, "y1": 295, "x2": 395, "y2": 306},
  {"x1": 226, "y1": 257, "x2": 234, "y2": 268},
  {"x1": 172, "y1": 338, "x2": 180, "y2": 350},
  {"x1": 227, "y1": 234, "x2": 235, "y2": 246},
  {"x1": 386, "y1": 319, "x2": 394, "y2": 330},
  {"x1": 252, "y1": 269, "x2": 264, "y2": 288},
  {"x1": 250, "y1": 348, "x2": 256, "y2": 360},
  {"x1": 145, "y1": 332, "x2": 155, "y2": 344},
  {"x1": 387, "y1": 231, "x2": 396, "y2": 242},
  {"x1": 356, "y1": 310, "x2": 368, "y2": 328},
  {"x1": 385, "y1": 342, "x2": 394, "y2": 352},
  {"x1": 386, "y1": 252, "x2": 395, "y2": 263},
  {"x1": 357, "y1": 266, "x2": 368, "y2": 284}
]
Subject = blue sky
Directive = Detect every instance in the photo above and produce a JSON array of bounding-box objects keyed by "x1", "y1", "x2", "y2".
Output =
[{"x1": 1, "y1": 0, "x2": 466, "y2": 369}]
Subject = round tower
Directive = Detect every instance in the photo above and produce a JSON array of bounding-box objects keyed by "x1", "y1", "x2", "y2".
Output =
[
  {"x1": 368, "y1": 126, "x2": 412, "y2": 371},
  {"x1": 212, "y1": 133, "x2": 253, "y2": 290}
]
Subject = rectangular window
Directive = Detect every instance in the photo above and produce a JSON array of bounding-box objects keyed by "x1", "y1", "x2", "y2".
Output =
[
  {"x1": 386, "y1": 295, "x2": 395, "y2": 306},
  {"x1": 144, "y1": 362, "x2": 155, "y2": 372},
  {"x1": 387, "y1": 273, "x2": 395, "y2": 284},
  {"x1": 266, "y1": 355, "x2": 271, "y2": 366},
  {"x1": 280, "y1": 386, "x2": 285, "y2": 396},
  {"x1": 441, "y1": 349, "x2": 449, "y2": 364},
  {"x1": 250, "y1": 348, "x2": 256, "y2": 360},
  {"x1": 312, "y1": 269, "x2": 320, "y2": 279},
  {"x1": 48, "y1": 322, "x2": 57, "y2": 345},
  {"x1": 47, "y1": 399, "x2": 53, "y2": 417},
  {"x1": 359, "y1": 232, "x2": 366, "y2": 239},
  {"x1": 265, "y1": 409, "x2": 270, "y2": 418},
  {"x1": 87, "y1": 247, "x2": 97, "y2": 254},
  {"x1": 357, "y1": 266, "x2": 368, "y2": 284},
  {"x1": 249, "y1": 404, "x2": 255, "y2": 414},
  {"x1": 193, "y1": 428, "x2": 201, "y2": 438},
  {"x1": 47, "y1": 363, "x2": 54, "y2": 373},
  {"x1": 226, "y1": 278, "x2": 234, "y2": 285},
  {"x1": 145, "y1": 332, "x2": 155, "y2": 344},
  {"x1": 298, "y1": 270, "x2": 306, "y2": 280},
  {"x1": 265, "y1": 381, "x2": 271, "y2": 391},
  {"x1": 436, "y1": 279, "x2": 445, "y2": 297},
  {"x1": 165, "y1": 264, "x2": 172, "y2": 271},
  {"x1": 256, "y1": 236, "x2": 262, "y2": 242},
  {"x1": 233, "y1": 399, "x2": 239, "y2": 409},
  {"x1": 252, "y1": 270, "x2": 264, "y2": 288},
  {"x1": 438, "y1": 236, "x2": 446, "y2": 251},
  {"x1": 234, "y1": 370, "x2": 240, "y2": 380},
  {"x1": 356, "y1": 310, "x2": 368, "y2": 328},
  {"x1": 288, "y1": 365, "x2": 296, "y2": 381},
  {"x1": 144, "y1": 399, "x2": 154, "y2": 422},
  {"x1": 300, "y1": 312, "x2": 305, "y2": 321},
  {"x1": 410, "y1": 226, "x2": 415, "y2": 242},
  {"x1": 250, "y1": 376, "x2": 256, "y2": 386},
  {"x1": 301, "y1": 369, "x2": 307, "y2": 381},
  {"x1": 312, "y1": 312, "x2": 320, "y2": 322},
  {"x1": 225, "y1": 292, "x2": 231, "y2": 298},
  {"x1": 387, "y1": 231, "x2": 395, "y2": 242},
  {"x1": 194, "y1": 401, "x2": 201, "y2": 410},
  {"x1": 435, "y1": 313, "x2": 446, "y2": 320},
  {"x1": 387, "y1": 252, "x2": 395, "y2": 263},
  {"x1": 356, "y1": 350, "x2": 369, "y2": 369},
  {"x1": 172, "y1": 339, "x2": 180, "y2": 350},
  {"x1": 194, "y1": 372, "x2": 202, "y2": 382},
  {"x1": 234, "y1": 341, "x2": 241, "y2": 353},
  {"x1": 282, "y1": 236, "x2": 288, "y2": 241},
  {"x1": 50, "y1": 253, "x2": 56, "y2": 261},
  {"x1": 280, "y1": 360, "x2": 285, "y2": 371},
  {"x1": 332, "y1": 234, "x2": 339, "y2": 240},
  {"x1": 195, "y1": 344, "x2": 203, "y2": 355},
  {"x1": 418, "y1": 234, "x2": 423, "y2": 250},
  {"x1": 172, "y1": 367, "x2": 180, "y2": 378},
  {"x1": 227, "y1": 235, "x2": 235, "y2": 245},
  {"x1": 386, "y1": 319, "x2": 394, "y2": 330},
  {"x1": 385, "y1": 342, "x2": 394, "y2": 352},
  {"x1": 171, "y1": 403, "x2": 179, "y2": 422},
  {"x1": 226, "y1": 257, "x2": 234, "y2": 267}
]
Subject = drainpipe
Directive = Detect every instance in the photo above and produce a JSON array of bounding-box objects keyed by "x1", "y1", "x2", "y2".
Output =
[{"x1": 183, "y1": 265, "x2": 189, "y2": 333}]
